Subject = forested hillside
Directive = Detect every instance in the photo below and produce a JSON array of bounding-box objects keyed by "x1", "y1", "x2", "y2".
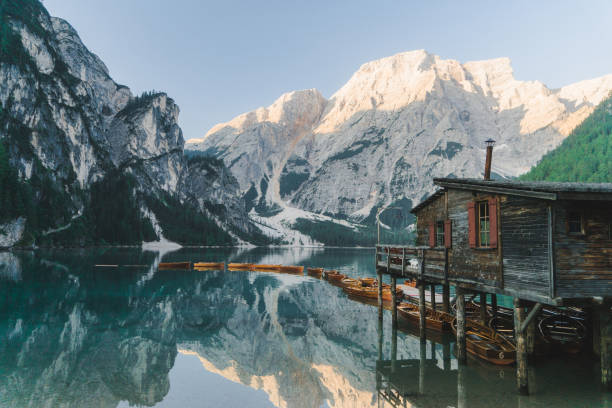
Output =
[{"x1": 520, "y1": 92, "x2": 612, "y2": 182}]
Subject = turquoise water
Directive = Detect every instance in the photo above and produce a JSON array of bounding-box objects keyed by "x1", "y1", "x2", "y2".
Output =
[{"x1": 0, "y1": 247, "x2": 608, "y2": 407}]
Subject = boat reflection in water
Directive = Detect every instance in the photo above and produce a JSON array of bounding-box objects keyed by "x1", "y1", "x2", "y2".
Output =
[{"x1": 0, "y1": 248, "x2": 608, "y2": 408}]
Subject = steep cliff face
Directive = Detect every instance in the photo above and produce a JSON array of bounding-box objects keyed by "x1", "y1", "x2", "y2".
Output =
[
  {"x1": 189, "y1": 50, "x2": 612, "y2": 237},
  {"x1": 0, "y1": 1, "x2": 256, "y2": 246}
]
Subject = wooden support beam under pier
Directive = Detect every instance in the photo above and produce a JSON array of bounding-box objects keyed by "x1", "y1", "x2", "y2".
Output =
[
  {"x1": 456, "y1": 288, "x2": 467, "y2": 364},
  {"x1": 600, "y1": 303, "x2": 612, "y2": 391},
  {"x1": 377, "y1": 270, "x2": 383, "y2": 322},
  {"x1": 514, "y1": 298, "x2": 529, "y2": 395},
  {"x1": 443, "y1": 284, "x2": 450, "y2": 313},
  {"x1": 419, "y1": 281, "x2": 427, "y2": 342},
  {"x1": 391, "y1": 276, "x2": 398, "y2": 329},
  {"x1": 479, "y1": 293, "x2": 487, "y2": 325}
]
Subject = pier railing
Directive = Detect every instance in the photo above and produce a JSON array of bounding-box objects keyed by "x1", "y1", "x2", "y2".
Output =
[{"x1": 375, "y1": 245, "x2": 448, "y2": 282}]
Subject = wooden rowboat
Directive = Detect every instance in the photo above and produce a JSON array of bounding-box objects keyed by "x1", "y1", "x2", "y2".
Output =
[
  {"x1": 159, "y1": 261, "x2": 191, "y2": 270},
  {"x1": 228, "y1": 263, "x2": 253, "y2": 270},
  {"x1": 323, "y1": 270, "x2": 339, "y2": 279},
  {"x1": 339, "y1": 277, "x2": 361, "y2": 288},
  {"x1": 359, "y1": 277, "x2": 376, "y2": 287},
  {"x1": 452, "y1": 318, "x2": 516, "y2": 365},
  {"x1": 397, "y1": 303, "x2": 451, "y2": 332},
  {"x1": 343, "y1": 285, "x2": 403, "y2": 302},
  {"x1": 194, "y1": 262, "x2": 225, "y2": 269},
  {"x1": 279, "y1": 265, "x2": 304, "y2": 274},
  {"x1": 325, "y1": 272, "x2": 346, "y2": 286},
  {"x1": 253, "y1": 264, "x2": 282, "y2": 272},
  {"x1": 307, "y1": 267, "x2": 324, "y2": 278},
  {"x1": 538, "y1": 314, "x2": 586, "y2": 354}
]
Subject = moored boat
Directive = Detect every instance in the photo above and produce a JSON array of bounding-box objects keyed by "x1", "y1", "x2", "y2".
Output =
[
  {"x1": 306, "y1": 267, "x2": 324, "y2": 278},
  {"x1": 253, "y1": 264, "x2": 282, "y2": 272},
  {"x1": 451, "y1": 318, "x2": 516, "y2": 365},
  {"x1": 279, "y1": 265, "x2": 304, "y2": 274},
  {"x1": 397, "y1": 303, "x2": 451, "y2": 332},
  {"x1": 325, "y1": 271, "x2": 346, "y2": 285},
  {"x1": 538, "y1": 314, "x2": 586, "y2": 354},
  {"x1": 228, "y1": 263, "x2": 253, "y2": 270},
  {"x1": 343, "y1": 284, "x2": 403, "y2": 302},
  {"x1": 339, "y1": 277, "x2": 361, "y2": 288},
  {"x1": 159, "y1": 261, "x2": 191, "y2": 270},
  {"x1": 193, "y1": 262, "x2": 225, "y2": 269},
  {"x1": 359, "y1": 277, "x2": 376, "y2": 287}
]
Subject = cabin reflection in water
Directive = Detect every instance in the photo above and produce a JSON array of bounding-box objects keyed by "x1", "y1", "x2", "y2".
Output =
[{"x1": 375, "y1": 326, "x2": 612, "y2": 408}]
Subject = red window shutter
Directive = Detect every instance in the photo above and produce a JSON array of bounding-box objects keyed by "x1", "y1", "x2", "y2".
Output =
[
  {"x1": 467, "y1": 202, "x2": 476, "y2": 248},
  {"x1": 488, "y1": 197, "x2": 498, "y2": 248},
  {"x1": 444, "y1": 219, "x2": 452, "y2": 248},
  {"x1": 429, "y1": 222, "x2": 435, "y2": 248}
]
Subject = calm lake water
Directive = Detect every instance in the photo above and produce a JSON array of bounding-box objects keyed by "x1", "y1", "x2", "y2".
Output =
[{"x1": 0, "y1": 247, "x2": 609, "y2": 407}]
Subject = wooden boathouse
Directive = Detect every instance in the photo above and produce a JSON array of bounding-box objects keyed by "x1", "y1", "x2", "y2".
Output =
[{"x1": 374, "y1": 142, "x2": 612, "y2": 394}]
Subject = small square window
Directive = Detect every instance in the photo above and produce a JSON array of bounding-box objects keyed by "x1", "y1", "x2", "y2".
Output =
[
  {"x1": 568, "y1": 212, "x2": 582, "y2": 234},
  {"x1": 436, "y1": 221, "x2": 444, "y2": 247}
]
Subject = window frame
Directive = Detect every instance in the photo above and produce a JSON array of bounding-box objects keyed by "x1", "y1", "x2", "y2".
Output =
[
  {"x1": 567, "y1": 211, "x2": 584, "y2": 235},
  {"x1": 435, "y1": 220, "x2": 445, "y2": 247},
  {"x1": 477, "y1": 200, "x2": 490, "y2": 248}
]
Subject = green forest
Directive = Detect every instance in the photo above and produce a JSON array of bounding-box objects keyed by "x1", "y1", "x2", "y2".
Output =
[{"x1": 520, "y1": 93, "x2": 612, "y2": 182}]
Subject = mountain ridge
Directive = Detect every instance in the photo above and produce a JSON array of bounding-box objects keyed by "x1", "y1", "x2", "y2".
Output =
[{"x1": 187, "y1": 50, "x2": 612, "y2": 243}]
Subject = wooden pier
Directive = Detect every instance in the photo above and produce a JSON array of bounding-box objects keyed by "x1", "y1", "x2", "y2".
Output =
[{"x1": 376, "y1": 177, "x2": 612, "y2": 395}]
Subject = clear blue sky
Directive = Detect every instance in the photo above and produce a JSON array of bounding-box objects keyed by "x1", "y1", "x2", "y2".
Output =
[{"x1": 44, "y1": 0, "x2": 612, "y2": 141}]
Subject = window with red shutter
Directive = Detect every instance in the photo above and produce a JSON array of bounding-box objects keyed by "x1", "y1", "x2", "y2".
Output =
[
  {"x1": 467, "y1": 202, "x2": 476, "y2": 248},
  {"x1": 488, "y1": 197, "x2": 498, "y2": 248},
  {"x1": 444, "y1": 219, "x2": 452, "y2": 248},
  {"x1": 429, "y1": 222, "x2": 435, "y2": 248}
]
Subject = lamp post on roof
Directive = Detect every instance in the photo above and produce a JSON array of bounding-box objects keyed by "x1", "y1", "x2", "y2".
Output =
[{"x1": 484, "y1": 139, "x2": 496, "y2": 181}]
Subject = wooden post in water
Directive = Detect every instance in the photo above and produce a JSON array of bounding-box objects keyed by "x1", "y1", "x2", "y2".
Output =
[
  {"x1": 443, "y1": 342, "x2": 451, "y2": 371},
  {"x1": 377, "y1": 270, "x2": 383, "y2": 322},
  {"x1": 431, "y1": 284, "x2": 436, "y2": 311},
  {"x1": 514, "y1": 298, "x2": 529, "y2": 395},
  {"x1": 491, "y1": 294, "x2": 498, "y2": 320},
  {"x1": 592, "y1": 305, "x2": 601, "y2": 357},
  {"x1": 419, "y1": 339, "x2": 426, "y2": 395},
  {"x1": 479, "y1": 292, "x2": 487, "y2": 325},
  {"x1": 391, "y1": 275, "x2": 398, "y2": 329},
  {"x1": 419, "y1": 280, "x2": 427, "y2": 342},
  {"x1": 600, "y1": 303, "x2": 612, "y2": 391},
  {"x1": 377, "y1": 312, "x2": 383, "y2": 361},
  {"x1": 526, "y1": 303, "x2": 536, "y2": 358},
  {"x1": 456, "y1": 287, "x2": 467, "y2": 364},
  {"x1": 391, "y1": 325, "x2": 398, "y2": 373},
  {"x1": 442, "y1": 284, "x2": 450, "y2": 313}
]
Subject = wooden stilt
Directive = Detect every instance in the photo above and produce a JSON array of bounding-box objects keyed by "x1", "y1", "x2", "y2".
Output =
[
  {"x1": 593, "y1": 306, "x2": 601, "y2": 357},
  {"x1": 456, "y1": 287, "x2": 466, "y2": 364},
  {"x1": 526, "y1": 303, "x2": 536, "y2": 358},
  {"x1": 419, "y1": 281, "x2": 427, "y2": 342},
  {"x1": 443, "y1": 342, "x2": 451, "y2": 371},
  {"x1": 514, "y1": 298, "x2": 529, "y2": 395},
  {"x1": 391, "y1": 325, "x2": 398, "y2": 373},
  {"x1": 377, "y1": 270, "x2": 383, "y2": 322},
  {"x1": 377, "y1": 311, "x2": 383, "y2": 361},
  {"x1": 419, "y1": 339, "x2": 426, "y2": 394},
  {"x1": 457, "y1": 362, "x2": 467, "y2": 408},
  {"x1": 479, "y1": 292, "x2": 487, "y2": 325},
  {"x1": 600, "y1": 303, "x2": 612, "y2": 391},
  {"x1": 431, "y1": 284, "x2": 437, "y2": 311},
  {"x1": 391, "y1": 275, "x2": 398, "y2": 329},
  {"x1": 491, "y1": 294, "x2": 498, "y2": 320},
  {"x1": 442, "y1": 284, "x2": 450, "y2": 313}
]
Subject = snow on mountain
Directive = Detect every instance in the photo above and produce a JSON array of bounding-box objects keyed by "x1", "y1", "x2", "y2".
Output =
[{"x1": 187, "y1": 50, "x2": 612, "y2": 239}]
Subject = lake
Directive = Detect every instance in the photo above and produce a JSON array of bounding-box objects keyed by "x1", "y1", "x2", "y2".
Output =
[{"x1": 0, "y1": 247, "x2": 608, "y2": 407}]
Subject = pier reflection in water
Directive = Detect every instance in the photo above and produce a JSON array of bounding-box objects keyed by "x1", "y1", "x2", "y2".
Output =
[{"x1": 0, "y1": 248, "x2": 608, "y2": 408}]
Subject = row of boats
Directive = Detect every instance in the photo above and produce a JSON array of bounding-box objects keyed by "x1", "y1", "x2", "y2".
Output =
[{"x1": 157, "y1": 261, "x2": 587, "y2": 366}]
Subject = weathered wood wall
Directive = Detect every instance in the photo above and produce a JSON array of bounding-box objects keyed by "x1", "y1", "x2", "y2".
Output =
[
  {"x1": 415, "y1": 190, "x2": 500, "y2": 287},
  {"x1": 500, "y1": 196, "x2": 551, "y2": 297},
  {"x1": 447, "y1": 190, "x2": 500, "y2": 287},
  {"x1": 554, "y1": 201, "x2": 612, "y2": 298}
]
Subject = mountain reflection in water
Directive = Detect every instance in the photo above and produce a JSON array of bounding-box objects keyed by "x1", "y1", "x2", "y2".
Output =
[{"x1": 0, "y1": 248, "x2": 609, "y2": 408}]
